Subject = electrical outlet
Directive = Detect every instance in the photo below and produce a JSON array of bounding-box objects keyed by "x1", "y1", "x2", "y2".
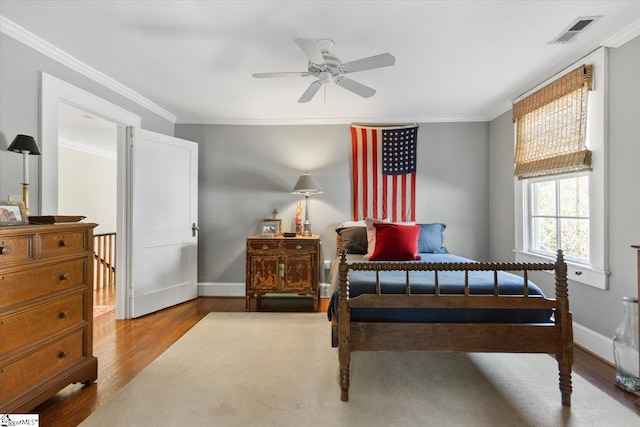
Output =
[
  {"x1": 320, "y1": 283, "x2": 331, "y2": 297},
  {"x1": 8, "y1": 195, "x2": 22, "y2": 202}
]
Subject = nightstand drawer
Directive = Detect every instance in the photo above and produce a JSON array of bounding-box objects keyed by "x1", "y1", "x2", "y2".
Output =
[
  {"x1": 283, "y1": 240, "x2": 316, "y2": 252},
  {"x1": 0, "y1": 259, "x2": 87, "y2": 308},
  {"x1": 40, "y1": 231, "x2": 87, "y2": 257},
  {"x1": 0, "y1": 293, "x2": 85, "y2": 356},
  {"x1": 248, "y1": 240, "x2": 280, "y2": 252}
]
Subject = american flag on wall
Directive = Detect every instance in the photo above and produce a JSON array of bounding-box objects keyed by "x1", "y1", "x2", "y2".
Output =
[{"x1": 350, "y1": 124, "x2": 419, "y2": 222}]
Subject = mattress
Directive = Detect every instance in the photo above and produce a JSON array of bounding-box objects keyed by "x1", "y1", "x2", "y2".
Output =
[{"x1": 327, "y1": 253, "x2": 554, "y2": 324}]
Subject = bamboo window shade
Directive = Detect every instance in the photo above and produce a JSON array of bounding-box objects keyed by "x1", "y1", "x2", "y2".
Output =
[{"x1": 512, "y1": 64, "x2": 593, "y2": 179}]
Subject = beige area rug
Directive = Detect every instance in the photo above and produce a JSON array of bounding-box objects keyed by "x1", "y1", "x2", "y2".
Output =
[{"x1": 81, "y1": 312, "x2": 638, "y2": 426}]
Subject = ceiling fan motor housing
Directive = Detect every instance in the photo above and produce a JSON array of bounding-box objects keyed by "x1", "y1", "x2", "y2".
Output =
[{"x1": 308, "y1": 54, "x2": 343, "y2": 83}]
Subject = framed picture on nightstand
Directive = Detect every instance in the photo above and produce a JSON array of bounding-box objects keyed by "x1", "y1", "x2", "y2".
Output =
[{"x1": 260, "y1": 219, "x2": 281, "y2": 236}]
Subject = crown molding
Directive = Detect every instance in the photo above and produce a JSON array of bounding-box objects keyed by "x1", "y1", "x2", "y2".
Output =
[
  {"x1": 175, "y1": 115, "x2": 489, "y2": 126},
  {"x1": 486, "y1": 101, "x2": 513, "y2": 122},
  {"x1": 0, "y1": 15, "x2": 176, "y2": 123},
  {"x1": 601, "y1": 18, "x2": 640, "y2": 48}
]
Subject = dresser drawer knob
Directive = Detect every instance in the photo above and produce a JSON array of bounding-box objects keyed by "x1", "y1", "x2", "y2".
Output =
[
  {"x1": 262, "y1": 244, "x2": 269, "y2": 250},
  {"x1": 60, "y1": 273, "x2": 70, "y2": 280},
  {"x1": 296, "y1": 244, "x2": 302, "y2": 250},
  {"x1": 59, "y1": 240, "x2": 69, "y2": 247},
  {"x1": 58, "y1": 350, "x2": 69, "y2": 359},
  {"x1": 59, "y1": 311, "x2": 70, "y2": 319},
  {"x1": 0, "y1": 246, "x2": 10, "y2": 255}
]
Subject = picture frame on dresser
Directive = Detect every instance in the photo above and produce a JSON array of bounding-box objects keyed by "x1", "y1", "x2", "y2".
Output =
[
  {"x1": 0, "y1": 201, "x2": 27, "y2": 226},
  {"x1": 260, "y1": 219, "x2": 281, "y2": 236}
]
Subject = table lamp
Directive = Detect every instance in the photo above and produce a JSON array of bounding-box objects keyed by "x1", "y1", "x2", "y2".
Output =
[
  {"x1": 291, "y1": 172, "x2": 323, "y2": 236},
  {"x1": 8, "y1": 134, "x2": 41, "y2": 215}
]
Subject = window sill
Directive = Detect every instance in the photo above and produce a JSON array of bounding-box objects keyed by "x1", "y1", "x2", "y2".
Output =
[{"x1": 514, "y1": 251, "x2": 609, "y2": 290}]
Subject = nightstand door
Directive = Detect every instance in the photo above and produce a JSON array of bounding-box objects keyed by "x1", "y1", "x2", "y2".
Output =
[
  {"x1": 282, "y1": 253, "x2": 314, "y2": 291},
  {"x1": 249, "y1": 254, "x2": 280, "y2": 291}
]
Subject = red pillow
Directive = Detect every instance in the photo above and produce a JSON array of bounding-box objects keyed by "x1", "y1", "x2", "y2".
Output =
[{"x1": 369, "y1": 223, "x2": 421, "y2": 261}]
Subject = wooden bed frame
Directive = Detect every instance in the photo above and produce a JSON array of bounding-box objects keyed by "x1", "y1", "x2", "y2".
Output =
[{"x1": 331, "y1": 248, "x2": 573, "y2": 406}]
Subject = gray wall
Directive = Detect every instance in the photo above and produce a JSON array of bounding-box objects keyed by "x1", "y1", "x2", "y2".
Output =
[
  {"x1": 488, "y1": 36, "x2": 640, "y2": 339},
  {"x1": 176, "y1": 122, "x2": 490, "y2": 285},
  {"x1": 0, "y1": 33, "x2": 175, "y2": 214}
]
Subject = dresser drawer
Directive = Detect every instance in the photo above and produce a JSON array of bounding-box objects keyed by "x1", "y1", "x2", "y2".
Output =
[
  {"x1": 0, "y1": 235, "x2": 35, "y2": 265},
  {"x1": 283, "y1": 239, "x2": 317, "y2": 252},
  {"x1": 0, "y1": 293, "x2": 85, "y2": 357},
  {"x1": 0, "y1": 329, "x2": 84, "y2": 403},
  {"x1": 0, "y1": 259, "x2": 87, "y2": 309},
  {"x1": 40, "y1": 231, "x2": 88, "y2": 258},
  {"x1": 247, "y1": 239, "x2": 280, "y2": 252}
]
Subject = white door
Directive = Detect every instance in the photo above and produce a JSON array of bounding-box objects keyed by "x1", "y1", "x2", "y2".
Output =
[{"x1": 127, "y1": 128, "x2": 198, "y2": 318}]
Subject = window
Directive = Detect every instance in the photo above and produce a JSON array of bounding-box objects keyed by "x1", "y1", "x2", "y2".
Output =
[
  {"x1": 529, "y1": 174, "x2": 589, "y2": 264},
  {"x1": 514, "y1": 48, "x2": 609, "y2": 289}
]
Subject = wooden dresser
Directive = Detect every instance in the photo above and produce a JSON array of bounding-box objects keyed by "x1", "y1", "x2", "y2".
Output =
[
  {"x1": 0, "y1": 223, "x2": 98, "y2": 413},
  {"x1": 246, "y1": 235, "x2": 320, "y2": 311}
]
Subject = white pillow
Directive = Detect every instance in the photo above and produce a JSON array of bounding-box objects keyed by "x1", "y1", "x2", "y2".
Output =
[{"x1": 338, "y1": 219, "x2": 367, "y2": 228}]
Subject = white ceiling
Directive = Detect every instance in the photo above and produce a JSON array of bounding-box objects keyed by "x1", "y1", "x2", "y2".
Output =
[{"x1": 2, "y1": 1, "x2": 640, "y2": 126}]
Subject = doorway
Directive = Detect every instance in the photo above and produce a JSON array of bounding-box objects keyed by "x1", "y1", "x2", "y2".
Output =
[
  {"x1": 41, "y1": 73, "x2": 199, "y2": 319},
  {"x1": 40, "y1": 72, "x2": 141, "y2": 319},
  {"x1": 58, "y1": 102, "x2": 118, "y2": 318}
]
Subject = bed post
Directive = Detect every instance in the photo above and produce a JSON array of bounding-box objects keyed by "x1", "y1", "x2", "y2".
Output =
[
  {"x1": 338, "y1": 250, "x2": 351, "y2": 401},
  {"x1": 554, "y1": 249, "x2": 573, "y2": 407}
]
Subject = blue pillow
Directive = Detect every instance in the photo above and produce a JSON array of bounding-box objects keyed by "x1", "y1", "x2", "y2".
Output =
[{"x1": 418, "y1": 223, "x2": 448, "y2": 253}]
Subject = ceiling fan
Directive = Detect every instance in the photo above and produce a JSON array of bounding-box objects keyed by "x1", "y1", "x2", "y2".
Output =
[{"x1": 252, "y1": 38, "x2": 395, "y2": 103}]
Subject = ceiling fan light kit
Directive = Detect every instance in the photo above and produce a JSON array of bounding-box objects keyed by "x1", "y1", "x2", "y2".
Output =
[{"x1": 253, "y1": 38, "x2": 395, "y2": 103}]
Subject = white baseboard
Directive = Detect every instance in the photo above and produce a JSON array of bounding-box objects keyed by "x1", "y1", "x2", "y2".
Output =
[
  {"x1": 573, "y1": 321, "x2": 614, "y2": 364},
  {"x1": 198, "y1": 282, "x2": 244, "y2": 297}
]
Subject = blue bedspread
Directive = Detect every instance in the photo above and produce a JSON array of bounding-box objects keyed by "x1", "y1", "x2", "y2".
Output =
[{"x1": 328, "y1": 253, "x2": 554, "y2": 324}]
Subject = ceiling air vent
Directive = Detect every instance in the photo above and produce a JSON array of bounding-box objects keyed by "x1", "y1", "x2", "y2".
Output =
[{"x1": 549, "y1": 16, "x2": 602, "y2": 44}]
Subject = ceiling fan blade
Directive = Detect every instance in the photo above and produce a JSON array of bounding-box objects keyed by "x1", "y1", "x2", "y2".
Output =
[
  {"x1": 295, "y1": 38, "x2": 326, "y2": 64},
  {"x1": 252, "y1": 72, "x2": 309, "y2": 78},
  {"x1": 341, "y1": 53, "x2": 396, "y2": 73},
  {"x1": 298, "y1": 80, "x2": 323, "y2": 103},
  {"x1": 335, "y1": 77, "x2": 376, "y2": 98}
]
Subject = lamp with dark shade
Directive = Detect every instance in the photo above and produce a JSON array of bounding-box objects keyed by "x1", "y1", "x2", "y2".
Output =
[
  {"x1": 291, "y1": 172, "x2": 323, "y2": 236},
  {"x1": 7, "y1": 134, "x2": 41, "y2": 214}
]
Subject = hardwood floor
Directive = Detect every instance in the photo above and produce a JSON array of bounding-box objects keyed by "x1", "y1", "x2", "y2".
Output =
[{"x1": 32, "y1": 294, "x2": 639, "y2": 426}]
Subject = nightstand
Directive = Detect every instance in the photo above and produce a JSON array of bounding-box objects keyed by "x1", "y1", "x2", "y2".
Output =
[{"x1": 245, "y1": 235, "x2": 320, "y2": 311}]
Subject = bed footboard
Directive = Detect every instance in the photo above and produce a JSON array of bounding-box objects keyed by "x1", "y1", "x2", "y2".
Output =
[{"x1": 335, "y1": 249, "x2": 573, "y2": 406}]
